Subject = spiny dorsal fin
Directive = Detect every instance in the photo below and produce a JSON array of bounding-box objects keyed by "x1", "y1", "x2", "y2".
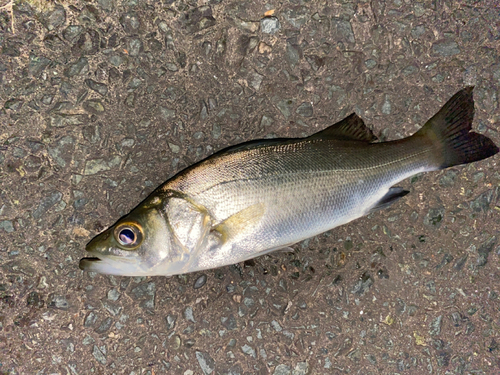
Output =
[{"x1": 309, "y1": 113, "x2": 377, "y2": 142}]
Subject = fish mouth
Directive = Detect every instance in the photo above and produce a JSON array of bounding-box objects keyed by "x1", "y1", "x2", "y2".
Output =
[{"x1": 79, "y1": 257, "x2": 102, "y2": 270}]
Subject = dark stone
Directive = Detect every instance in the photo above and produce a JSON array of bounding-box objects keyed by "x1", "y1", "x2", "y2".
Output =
[
  {"x1": 41, "y1": 94, "x2": 54, "y2": 105},
  {"x1": 283, "y1": 7, "x2": 308, "y2": 29},
  {"x1": 165, "y1": 314, "x2": 177, "y2": 330},
  {"x1": 65, "y1": 57, "x2": 89, "y2": 77},
  {"x1": 193, "y1": 274, "x2": 207, "y2": 289},
  {"x1": 92, "y1": 345, "x2": 106, "y2": 364},
  {"x1": 296, "y1": 102, "x2": 313, "y2": 117},
  {"x1": 4, "y1": 98, "x2": 24, "y2": 111},
  {"x1": 436, "y1": 351, "x2": 450, "y2": 367},
  {"x1": 109, "y1": 67, "x2": 121, "y2": 81},
  {"x1": 44, "y1": 34, "x2": 65, "y2": 51},
  {"x1": 83, "y1": 99, "x2": 105, "y2": 114},
  {"x1": 351, "y1": 272, "x2": 373, "y2": 296},
  {"x1": 51, "y1": 101, "x2": 73, "y2": 112},
  {"x1": 439, "y1": 170, "x2": 457, "y2": 187},
  {"x1": 60, "y1": 81, "x2": 75, "y2": 97},
  {"x1": 49, "y1": 113, "x2": 88, "y2": 127},
  {"x1": 423, "y1": 207, "x2": 445, "y2": 228},
  {"x1": 411, "y1": 25, "x2": 426, "y2": 38},
  {"x1": 0, "y1": 220, "x2": 14, "y2": 235},
  {"x1": 47, "y1": 294, "x2": 69, "y2": 310},
  {"x1": 98, "y1": 0, "x2": 115, "y2": 11},
  {"x1": 305, "y1": 55, "x2": 324, "y2": 71},
  {"x1": 48, "y1": 136, "x2": 75, "y2": 167},
  {"x1": 185, "y1": 338, "x2": 196, "y2": 348},
  {"x1": 120, "y1": 12, "x2": 141, "y2": 33},
  {"x1": 84, "y1": 311, "x2": 98, "y2": 327},
  {"x1": 72, "y1": 29, "x2": 100, "y2": 55},
  {"x1": 126, "y1": 37, "x2": 143, "y2": 57},
  {"x1": 407, "y1": 305, "x2": 418, "y2": 316},
  {"x1": 432, "y1": 40, "x2": 460, "y2": 56},
  {"x1": 275, "y1": 98, "x2": 296, "y2": 118},
  {"x1": 148, "y1": 38, "x2": 163, "y2": 52},
  {"x1": 453, "y1": 254, "x2": 468, "y2": 270},
  {"x1": 130, "y1": 282, "x2": 155, "y2": 310},
  {"x1": 429, "y1": 315, "x2": 442, "y2": 336},
  {"x1": 24, "y1": 155, "x2": 42, "y2": 173},
  {"x1": 177, "y1": 51, "x2": 187, "y2": 68},
  {"x1": 286, "y1": 39, "x2": 302, "y2": 68},
  {"x1": 68, "y1": 212, "x2": 85, "y2": 226},
  {"x1": 73, "y1": 197, "x2": 89, "y2": 210},
  {"x1": 331, "y1": 17, "x2": 355, "y2": 44},
  {"x1": 78, "y1": 5, "x2": 100, "y2": 25},
  {"x1": 260, "y1": 17, "x2": 281, "y2": 34},
  {"x1": 108, "y1": 33, "x2": 119, "y2": 48},
  {"x1": 95, "y1": 317, "x2": 112, "y2": 333},
  {"x1": 42, "y1": 5, "x2": 66, "y2": 31},
  {"x1": 63, "y1": 25, "x2": 84, "y2": 43},
  {"x1": 450, "y1": 312, "x2": 463, "y2": 327},
  {"x1": 32, "y1": 191, "x2": 62, "y2": 219},
  {"x1": 435, "y1": 253, "x2": 453, "y2": 269},
  {"x1": 196, "y1": 351, "x2": 215, "y2": 375},
  {"x1": 27, "y1": 292, "x2": 44, "y2": 308},
  {"x1": 221, "y1": 314, "x2": 237, "y2": 330},
  {"x1": 476, "y1": 236, "x2": 496, "y2": 267},
  {"x1": 488, "y1": 339, "x2": 498, "y2": 352},
  {"x1": 470, "y1": 189, "x2": 493, "y2": 212},
  {"x1": 85, "y1": 79, "x2": 108, "y2": 96},
  {"x1": 179, "y1": 6, "x2": 216, "y2": 33},
  {"x1": 2, "y1": 39, "x2": 21, "y2": 57}
]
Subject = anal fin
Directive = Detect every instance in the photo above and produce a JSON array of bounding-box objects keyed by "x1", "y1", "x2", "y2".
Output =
[{"x1": 369, "y1": 187, "x2": 409, "y2": 214}]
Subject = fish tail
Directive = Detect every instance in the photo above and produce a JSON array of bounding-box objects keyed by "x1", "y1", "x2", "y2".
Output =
[{"x1": 415, "y1": 87, "x2": 498, "y2": 169}]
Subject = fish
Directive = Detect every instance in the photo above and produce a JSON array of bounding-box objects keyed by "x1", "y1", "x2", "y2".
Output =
[{"x1": 79, "y1": 87, "x2": 498, "y2": 276}]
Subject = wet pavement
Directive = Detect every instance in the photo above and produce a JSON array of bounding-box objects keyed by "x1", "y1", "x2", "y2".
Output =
[{"x1": 1, "y1": 0, "x2": 500, "y2": 374}]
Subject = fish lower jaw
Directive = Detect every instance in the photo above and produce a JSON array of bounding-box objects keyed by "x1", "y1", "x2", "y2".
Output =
[
  {"x1": 79, "y1": 254, "x2": 155, "y2": 276},
  {"x1": 79, "y1": 256, "x2": 103, "y2": 271}
]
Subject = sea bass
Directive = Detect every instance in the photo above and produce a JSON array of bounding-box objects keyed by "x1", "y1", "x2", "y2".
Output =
[{"x1": 80, "y1": 87, "x2": 498, "y2": 276}]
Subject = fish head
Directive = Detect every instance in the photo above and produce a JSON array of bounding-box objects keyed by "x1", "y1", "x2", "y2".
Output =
[{"x1": 79, "y1": 195, "x2": 187, "y2": 276}]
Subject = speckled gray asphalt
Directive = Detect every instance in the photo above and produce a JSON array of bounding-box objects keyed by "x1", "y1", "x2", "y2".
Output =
[{"x1": 1, "y1": 0, "x2": 500, "y2": 374}]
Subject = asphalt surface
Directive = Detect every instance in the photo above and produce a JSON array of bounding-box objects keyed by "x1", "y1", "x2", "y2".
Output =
[{"x1": 1, "y1": 0, "x2": 500, "y2": 374}]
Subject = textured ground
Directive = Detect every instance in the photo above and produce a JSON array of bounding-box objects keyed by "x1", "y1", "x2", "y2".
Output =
[{"x1": 1, "y1": 0, "x2": 500, "y2": 374}]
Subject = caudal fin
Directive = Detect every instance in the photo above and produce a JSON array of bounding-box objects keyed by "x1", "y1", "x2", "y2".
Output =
[{"x1": 415, "y1": 87, "x2": 498, "y2": 169}]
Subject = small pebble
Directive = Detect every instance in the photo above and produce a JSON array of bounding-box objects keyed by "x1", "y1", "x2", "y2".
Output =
[{"x1": 193, "y1": 274, "x2": 207, "y2": 289}]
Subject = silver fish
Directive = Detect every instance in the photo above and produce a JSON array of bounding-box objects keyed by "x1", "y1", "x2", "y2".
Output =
[{"x1": 80, "y1": 87, "x2": 498, "y2": 276}]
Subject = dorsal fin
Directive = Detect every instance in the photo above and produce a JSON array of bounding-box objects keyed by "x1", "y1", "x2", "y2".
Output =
[{"x1": 309, "y1": 113, "x2": 377, "y2": 142}]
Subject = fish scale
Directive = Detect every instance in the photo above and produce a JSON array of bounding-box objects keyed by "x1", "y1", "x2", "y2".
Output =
[{"x1": 171, "y1": 139, "x2": 432, "y2": 270}]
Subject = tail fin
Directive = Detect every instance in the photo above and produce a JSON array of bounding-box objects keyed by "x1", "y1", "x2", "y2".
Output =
[{"x1": 415, "y1": 87, "x2": 498, "y2": 169}]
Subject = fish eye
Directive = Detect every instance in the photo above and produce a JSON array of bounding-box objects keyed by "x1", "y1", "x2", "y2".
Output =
[
  {"x1": 114, "y1": 223, "x2": 143, "y2": 249},
  {"x1": 119, "y1": 228, "x2": 135, "y2": 244}
]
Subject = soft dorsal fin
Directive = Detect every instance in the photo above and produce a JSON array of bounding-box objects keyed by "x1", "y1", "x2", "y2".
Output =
[{"x1": 309, "y1": 113, "x2": 377, "y2": 142}]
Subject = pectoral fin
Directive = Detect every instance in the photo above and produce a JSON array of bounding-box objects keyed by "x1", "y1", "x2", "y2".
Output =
[{"x1": 212, "y1": 203, "x2": 265, "y2": 243}]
